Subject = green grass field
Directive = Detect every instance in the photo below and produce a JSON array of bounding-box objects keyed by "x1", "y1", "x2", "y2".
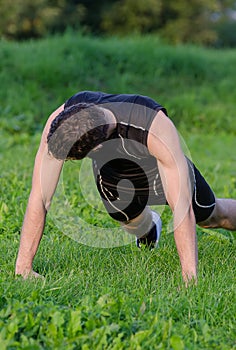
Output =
[{"x1": 0, "y1": 32, "x2": 235, "y2": 349}]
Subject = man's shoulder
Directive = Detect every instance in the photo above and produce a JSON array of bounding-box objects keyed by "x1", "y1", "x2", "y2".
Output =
[
  {"x1": 64, "y1": 91, "x2": 103, "y2": 108},
  {"x1": 64, "y1": 91, "x2": 166, "y2": 112}
]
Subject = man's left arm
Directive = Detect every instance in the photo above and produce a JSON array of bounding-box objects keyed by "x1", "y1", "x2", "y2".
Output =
[{"x1": 148, "y1": 111, "x2": 198, "y2": 284}]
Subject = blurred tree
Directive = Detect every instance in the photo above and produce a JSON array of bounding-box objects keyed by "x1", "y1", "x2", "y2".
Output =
[
  {"x1": 47, "y1": 0, "x2": 86, "y2": 34},
  {"x1": 100, "y1": 0, "x2": 236, "y2": 46},
  {"x1": 216, "y1": 0, "x2": 236, "y2": 14},
  {"x1": 101, "y1": 0, "x2": 162, "y2": 34},
  {"x1": 214, "y1": 19, "x2": 236, "y2": 47},
  {"x1": 0, "y1": 0, "x2": 236, "y2": 47},
  {"x1": 0, "y1": 0, "x2": 57, "y2": 39},
  {"x1": 78, "y1": 0, "x2": 117, "y2": 34},
  {"x1": 156, "y1": 0, "x2": 219, "y2": 45},
  {"x1": 0, "y1": 0, "x2": 85, "y2": 39},
  {"x1": 212, "y1": 0, "x2": 236, "y2": 47}
]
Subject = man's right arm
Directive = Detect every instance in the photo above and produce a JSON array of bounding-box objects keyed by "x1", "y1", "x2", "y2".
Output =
[
  {"x1": 15, "y1": 105, "x2": 64, "y2": 278},
  {"x1": 148, "y1": 110, "x2": 198, "y2": 284}
]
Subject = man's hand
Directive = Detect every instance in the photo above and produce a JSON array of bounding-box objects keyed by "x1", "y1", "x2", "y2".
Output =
[{"x1": 15, "y1": 268, "x2": 44, "y2": 280}]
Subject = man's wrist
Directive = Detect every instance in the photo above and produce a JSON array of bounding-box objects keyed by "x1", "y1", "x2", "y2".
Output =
[
  {"x1": 15, "y1": 259, "x2": 33, "y2": 277},
  {"x1": 182, "y1": 269, "x2": 197, "y2": 286}
]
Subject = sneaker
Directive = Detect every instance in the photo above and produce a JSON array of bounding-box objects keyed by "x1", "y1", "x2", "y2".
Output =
[{"x1": 136, "y1": 211, "x2": 162, "y2": 249}]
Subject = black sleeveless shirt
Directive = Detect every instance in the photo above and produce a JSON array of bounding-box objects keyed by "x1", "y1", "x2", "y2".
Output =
[
  {"x1": 64, "y1": 91, "x2": 167, "y2": 197},
  {"x1": 65, "y1": 91, "x2": 166, "y2": 153}
]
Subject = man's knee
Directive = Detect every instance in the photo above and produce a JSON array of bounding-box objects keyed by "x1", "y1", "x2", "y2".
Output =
[
  {"x1": 197, "y1": 199, "x2": 226, "y2": 228},
  {"x1": 122, "y1": 206, "x2": 152, "y2": 238}
]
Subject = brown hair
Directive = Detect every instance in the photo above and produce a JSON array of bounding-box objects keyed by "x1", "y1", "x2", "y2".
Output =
[{"x1": 47, "y1": 103, "x2": 109, "y2": 160}]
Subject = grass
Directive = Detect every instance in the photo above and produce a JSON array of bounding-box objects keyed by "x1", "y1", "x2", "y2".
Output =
[
  {"x1": 1, "y1": 31, "x2": 236, "y2": 135},
  {"x1": 0, "y1": 32, "x2": 236, "y2": 349}
]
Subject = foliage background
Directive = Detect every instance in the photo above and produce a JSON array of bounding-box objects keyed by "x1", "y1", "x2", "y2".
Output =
[{"x1": 0, "y1": 0, "x2": 236, "y2": 46}]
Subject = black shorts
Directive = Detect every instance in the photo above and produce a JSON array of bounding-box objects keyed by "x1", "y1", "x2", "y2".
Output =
[{"x1": 94, "y1": 159, "x2": 216, "y2": 224}]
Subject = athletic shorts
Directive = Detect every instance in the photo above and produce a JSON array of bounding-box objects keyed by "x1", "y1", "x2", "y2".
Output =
[{"x1": 93, "y1": 159, "x2": 216, "y2": 224}]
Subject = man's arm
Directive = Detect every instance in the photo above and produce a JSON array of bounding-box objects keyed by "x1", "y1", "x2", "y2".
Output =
[
  {"x1": 15, "y1": 105, "x2": 64, "y2": 278},
  {"x1": 148, "y1": 111, "x2": 198, "y2": 284}
]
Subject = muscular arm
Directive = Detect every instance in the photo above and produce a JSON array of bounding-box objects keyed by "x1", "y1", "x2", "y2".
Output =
[
  {"x1": 148, "y1": 111, "x2": 198, "y2": 283},
  {"x1": 15, "y1": 105, "x2": 64, "y2": 278}
]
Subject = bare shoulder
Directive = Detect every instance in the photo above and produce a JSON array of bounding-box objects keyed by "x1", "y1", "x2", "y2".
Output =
[
  {"x1": 147, "y1": 110, "x2": 182, "y2": 160},
  {"x1": 148, "y1": 110, "x2": 178, "y2": 141},
  {"x1": 38, "y1": 104, "x2": 65, "y2": 153},
  {"x1": 32, "y1": 104, "x2": 65, "y2": 191}
]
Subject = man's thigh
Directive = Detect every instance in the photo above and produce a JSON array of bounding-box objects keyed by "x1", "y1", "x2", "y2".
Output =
[
  {"x1": 95, "y1": 173, "x2": 148, "y2": 222},
  {"x1": 190, "y1": 162, "x2": 216, "y2": 223}
]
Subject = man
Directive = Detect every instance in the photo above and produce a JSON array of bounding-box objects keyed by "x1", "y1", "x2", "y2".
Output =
[{"x1": 15, "y1": 91, "x2": 236, "y2": 284}]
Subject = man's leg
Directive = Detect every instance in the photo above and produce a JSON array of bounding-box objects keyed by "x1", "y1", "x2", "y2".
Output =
[
  {"x1": 121, "y1": 206, "x2": 153, "y2": 238},
  {"x1": 121, "y1": 206, "x2": 162, "y2": 248},
  {"x1": 198, "y1": 198, "x2": 236, "y2": 231},
  {"x1": 189, "y1": 161, "x2": 236, "y2": 230}
]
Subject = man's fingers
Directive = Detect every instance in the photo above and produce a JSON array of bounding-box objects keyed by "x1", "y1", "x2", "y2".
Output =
[
  {"x1": 15, "y1": 270, "x2": 44, "y2": 280},
  {"x1": 30, "y1": 271, "x2": 44, "y2": 279}
]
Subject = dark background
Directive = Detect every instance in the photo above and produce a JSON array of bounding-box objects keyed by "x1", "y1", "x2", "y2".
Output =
[{"x1": 0, "y1": 0, "x2": 236, "y2": 47}]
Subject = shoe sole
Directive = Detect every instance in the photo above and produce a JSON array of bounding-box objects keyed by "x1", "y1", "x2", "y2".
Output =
[
  {"x1": 136, "y1": 210, "x2": 162, "y2": 249},
  {"x1": 151, "y1": 210, "x2": 162, "y2": 248}
]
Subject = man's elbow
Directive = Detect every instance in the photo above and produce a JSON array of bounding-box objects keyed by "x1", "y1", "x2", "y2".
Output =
[{"x1": 44, "y1": 200, "x2": 51, "y2": 212}]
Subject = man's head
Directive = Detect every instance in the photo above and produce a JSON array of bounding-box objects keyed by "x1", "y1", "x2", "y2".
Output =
[{"x1": 47, "y1": 103, "x2": 109, "y2": 160}]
